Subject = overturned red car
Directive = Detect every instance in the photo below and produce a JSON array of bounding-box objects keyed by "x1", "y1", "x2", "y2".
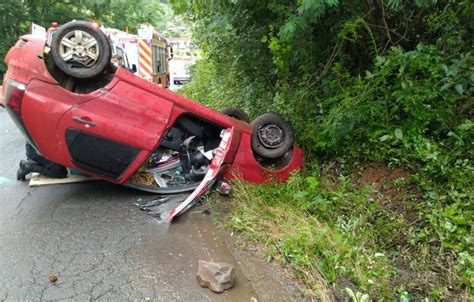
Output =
[{"x1": 1, "y1": 21, "x2": 303, "y2": 217}]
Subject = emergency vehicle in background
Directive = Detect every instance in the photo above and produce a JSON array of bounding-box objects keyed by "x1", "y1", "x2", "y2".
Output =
[
  {"x1": 167, "y1": 37, "x2": 197, "y2": 87},
  {"x1": 105, "y1": 26, "x2": 172, "y2": 88},
  {"x1": 42, "y1": 22, "x2": 173, "y2": 87}
]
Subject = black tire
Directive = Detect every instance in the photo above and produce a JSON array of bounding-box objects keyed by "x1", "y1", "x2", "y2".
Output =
[
  {"x1": 221, "y1": 107, "x2": 251, "y2": 123},
  {"x1": 251, "y1": 113, "x2": 294, "y2": 159},
  {"x1": 50, "y1": 21, "x2": 111, "y2": 79}
]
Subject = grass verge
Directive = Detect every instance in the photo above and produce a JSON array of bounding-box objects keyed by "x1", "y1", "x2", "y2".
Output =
[{"x1": 214, "y1": 164, "x2": 472, "y2": 301}]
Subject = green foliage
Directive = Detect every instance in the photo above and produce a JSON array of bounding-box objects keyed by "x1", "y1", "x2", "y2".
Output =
[
  {"x1": 0, "y1": 0, "x2": 165, "y2": 77},
  {"x1": 345, "y1": 288, "x2": 370, "y2": 302},
  {"x1": 227, "y1": 167, "x2": 471, "y2": 299},
  {"x1": 227, "y1": 175, "x2": 397, "y2": 298},
  {"x1": 174, "y1": 0, "x2": 473, "y2": 298}
]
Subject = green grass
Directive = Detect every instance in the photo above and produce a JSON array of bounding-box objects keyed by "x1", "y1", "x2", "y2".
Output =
[{"x1": 215, "y1": 167, "x2": 472, "y2": 300}]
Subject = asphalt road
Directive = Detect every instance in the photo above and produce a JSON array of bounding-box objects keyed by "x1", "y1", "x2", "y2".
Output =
[{"x1": 0, "y1": 107, "x2": 301, "y2": 301}]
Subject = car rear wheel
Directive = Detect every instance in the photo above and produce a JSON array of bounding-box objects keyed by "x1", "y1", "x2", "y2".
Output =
[
  {"x1": 221, "y1": 107, "x2": 250, "y2": 123},
  {"x1": 251, "y1": 113, "x2": 294, "y2": 159},
  {"x1": 50, "y1": 21, "x2": 111, "y2": 79}
]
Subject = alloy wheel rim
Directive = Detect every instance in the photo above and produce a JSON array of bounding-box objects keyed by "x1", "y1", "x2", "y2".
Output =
[{"x1": 59, "y1": 30, "x2": 99, "y2": 67}]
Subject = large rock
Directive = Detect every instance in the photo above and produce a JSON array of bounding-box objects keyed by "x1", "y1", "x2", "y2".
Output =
[{"x1": 196, "y1": 260, "x2": 235, "y2": 293}]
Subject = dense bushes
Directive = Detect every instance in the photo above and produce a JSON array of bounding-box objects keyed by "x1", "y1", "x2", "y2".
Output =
[{"x1": 173, "y1": 0, "x2": 472, "y2": 298}]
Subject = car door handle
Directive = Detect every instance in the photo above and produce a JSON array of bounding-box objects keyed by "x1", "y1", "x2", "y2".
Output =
[{"x1": 73, "y1": 116, "x2": 96, "y2": 127}]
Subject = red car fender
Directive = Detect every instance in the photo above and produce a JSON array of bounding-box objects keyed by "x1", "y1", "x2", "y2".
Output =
[
  {"x1": 224, "y1": 132, "x2": 304, "y2": 183},
  {"x1": 4, "y1": 35, "x2": 58, "y2": 86}
]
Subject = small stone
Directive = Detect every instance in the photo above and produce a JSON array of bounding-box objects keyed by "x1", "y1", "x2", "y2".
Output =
[
  {"x1": 48, "y1": 273, "x2": 58, "y2": 283},
  {"x1": 196, "y1": 260, "x2": 235, "y2": 293}
]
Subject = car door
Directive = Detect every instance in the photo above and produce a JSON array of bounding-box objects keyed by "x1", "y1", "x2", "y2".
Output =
[
  {"x1": 20, "y1": 79, "x2": 103, "y2": 164},
  {"x1": 56, "y1": 79, "x2": 174, "y2": 181}
]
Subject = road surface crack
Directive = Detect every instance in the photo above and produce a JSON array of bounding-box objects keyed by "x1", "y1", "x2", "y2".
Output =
[{"x1": 15, "y1": 187, "x2": 39, "y2": 217}]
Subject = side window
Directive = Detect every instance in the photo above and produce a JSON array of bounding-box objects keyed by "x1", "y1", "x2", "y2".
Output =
[
  {"x1": 115, "y1": 47, "x2": 129, "y2": 69},
  {"x1": 152, "y1": 45, "x2": 161, "y2": 74},
  {"x1": 123, "y1": 53, "x2": 130, "y2": 69},
  {"x1": 152, "y1": 45, "x2": 168, "y2": 74},
  {"x1": 159, "y1": 47, "x2": 165, "y2": 73}
]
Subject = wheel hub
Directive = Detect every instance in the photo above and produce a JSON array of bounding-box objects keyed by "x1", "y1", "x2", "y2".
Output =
[
  {"x1": 258, "y1": 123, "x2": 284, "y2": 148},
  {"x1": 59, "y1": 30, "x2": 99, "y2": 67}
]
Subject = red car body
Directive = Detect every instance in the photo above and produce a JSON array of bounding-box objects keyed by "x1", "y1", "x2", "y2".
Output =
[{"x1": 2, "y1": 34, "x2": 303, "y2": 188}]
